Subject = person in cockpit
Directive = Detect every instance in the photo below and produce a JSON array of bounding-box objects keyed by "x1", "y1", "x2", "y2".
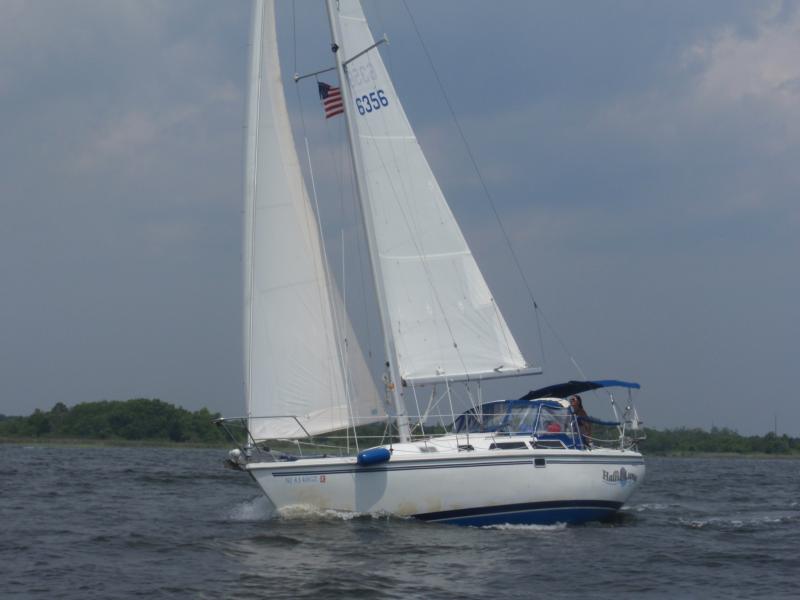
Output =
[{"x1": 570, "y1": 395, "x2": 592, "y2": 445}]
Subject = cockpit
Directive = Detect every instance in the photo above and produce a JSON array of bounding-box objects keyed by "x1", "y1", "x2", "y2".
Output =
[{"x1": 454, "y1": 398, "x2": 585, "y2": 449}]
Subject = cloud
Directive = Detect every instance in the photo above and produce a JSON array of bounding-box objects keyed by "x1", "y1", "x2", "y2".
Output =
[
  {"x1": 73, "y1": 110, "x2": 161, "y2": 171},
  {"x1": 420, "y1": 2, "x2": 800, "y2": 237},
  {"x1": 687, "y1": 2, "x2": 800, "y2": 111},
  {"x1": 679, "y1": 2, "x2": 800, "y2": 220},
  {"x1": 1, "y1": 0, "x2": 797, "y2": 433}
]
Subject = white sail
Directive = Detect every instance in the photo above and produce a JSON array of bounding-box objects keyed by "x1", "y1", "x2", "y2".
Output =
[
  {"x1": 226, "y1": 1, "x2": 645, "y2": 532},
  {"x1": 330, "y1": 0, "x2": 534, "y2": 385},
  {"x1": 243, "y1": 0, "x2": 384, "y2": 440}
]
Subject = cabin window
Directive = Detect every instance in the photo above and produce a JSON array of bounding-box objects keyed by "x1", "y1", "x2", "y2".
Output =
[
  {"x1": 535, "y1": 406, "x2": 570, "y2": 435},
  {"x1": 505, "y1": 405, "x2": 537, "y2": 433},
  {"x1": 478, "y1": 404, "x2": 508, "y2": 431}
]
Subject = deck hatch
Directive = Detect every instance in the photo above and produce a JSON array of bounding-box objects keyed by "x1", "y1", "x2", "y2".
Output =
[{"x1": 489, "y1": 442, "x2": 528, "y2": 450}]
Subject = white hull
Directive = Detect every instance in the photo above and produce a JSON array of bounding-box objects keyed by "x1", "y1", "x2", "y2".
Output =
[
  {"x1": 246, "y1": 435, "x2": 644, "y2": 526},
  {"x1": 235, "y1": 3, "x2": 648, "y2": 528}
]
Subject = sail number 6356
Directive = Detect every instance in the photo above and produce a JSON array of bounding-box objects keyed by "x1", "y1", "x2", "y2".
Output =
[{"x1": 355, "y1": 90, "x2": 389, "y2": 115}]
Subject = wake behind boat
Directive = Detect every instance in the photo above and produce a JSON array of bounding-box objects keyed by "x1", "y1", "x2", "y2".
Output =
[{"x1": 216, "y1": 0, "x2": 646, "y2": 526}]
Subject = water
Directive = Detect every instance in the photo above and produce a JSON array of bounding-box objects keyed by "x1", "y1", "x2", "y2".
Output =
[{"x1": 2, "y1": 445, "x2": 798, "y2": 599}]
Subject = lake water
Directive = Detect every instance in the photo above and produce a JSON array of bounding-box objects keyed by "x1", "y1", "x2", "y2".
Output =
[{"x1": 1, "y1": 445, "x2": 798, "y2": 599}]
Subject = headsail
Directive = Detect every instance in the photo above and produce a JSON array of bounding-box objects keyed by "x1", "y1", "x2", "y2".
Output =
[
  {"x1": 243, "y1": 0, "x2": 384, "y2": 440},
  {"x1": 329, "y1": 0, "x2": 535, "y2": 385}
]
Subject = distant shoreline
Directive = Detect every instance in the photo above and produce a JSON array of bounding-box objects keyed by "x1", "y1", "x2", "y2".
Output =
[
  {"x1": 0, "y1": 436, "x2": 229, "y2": 449},
  {"x1": 648, "y1": 451, "x2": 800, "y2": 459},
  {"x1": 3, "y1": 436, "x2": 799, "y2": 459},
  {"x1": 3, "y1": 398, "x2": 798, "y2": 456}
]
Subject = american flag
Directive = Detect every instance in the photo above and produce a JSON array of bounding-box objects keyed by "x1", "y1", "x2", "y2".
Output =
[{"x1": 318, "y1": 82, "x2": 344, "y2": 119}]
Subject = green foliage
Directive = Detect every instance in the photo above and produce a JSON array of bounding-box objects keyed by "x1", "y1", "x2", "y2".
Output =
[
  {"x1": 0, "y1": 399, "x2": 226, "y2": 444},
  {"x1": 1, "y1": 400, "x2": 798, "y2": 454},
  {"x1": 640, "y1": 427, "x2": 800, "y2": 455}
]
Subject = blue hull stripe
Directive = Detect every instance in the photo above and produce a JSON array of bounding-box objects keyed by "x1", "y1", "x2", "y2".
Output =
[
  {"x1": 414, "y1": 499, "x2": 623, "y2": 526},
  {"x1": 272, "y1": 460, "x2": 528, "y2": 477},
  {"x1": 268, "y1": 458, "x2": 643, "y2": 478}
]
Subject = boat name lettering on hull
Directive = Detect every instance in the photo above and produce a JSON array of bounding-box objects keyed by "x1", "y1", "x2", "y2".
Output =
[
  {"x1": 602, "y1": 467, "x2": 638, "y2": 486},
  {"x1": 284, "y1": 474, "x2": 326, "y2": 485}
]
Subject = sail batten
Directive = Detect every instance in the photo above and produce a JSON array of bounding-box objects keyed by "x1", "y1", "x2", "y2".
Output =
[
  {"x1": 243, "y1": 0, "x2": 384, "y2": 441},
  {"x1": 331, "y1": 0, "x2": 534, "y2": 383}
]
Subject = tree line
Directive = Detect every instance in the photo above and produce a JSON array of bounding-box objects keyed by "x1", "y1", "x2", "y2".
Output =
[
  {"x1": 640, "y1": 426, "x2": 799, "y2": 455},
  {"x1": 1, "y1": 399, "x2": 798, "y2": 454},
  {"x1": 0, "y1": 399, "x2": 226, "y2": 444}
]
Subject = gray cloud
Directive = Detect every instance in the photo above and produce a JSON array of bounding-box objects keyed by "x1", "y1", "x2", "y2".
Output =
[{"x1": 1, "y1": 1, "x2": 797, "y2": 435}]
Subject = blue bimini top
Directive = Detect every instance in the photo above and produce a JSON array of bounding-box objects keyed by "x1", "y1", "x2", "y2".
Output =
[{"x1": 518, "y1": 379, "x2": 640, "y2": 401}]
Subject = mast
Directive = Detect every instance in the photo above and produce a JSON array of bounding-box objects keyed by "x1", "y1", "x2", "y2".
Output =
[{"x1": 324, "y1": 0, "x2": 411, "y2": 442}]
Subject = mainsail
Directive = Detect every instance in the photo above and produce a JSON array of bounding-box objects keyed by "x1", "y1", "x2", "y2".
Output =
[
  {"x1": 243, "y1": 0, "x2": 384, "y2": 440},
  {"x1": 329, "y1": 0, "x2": 535, "y2": 385}
]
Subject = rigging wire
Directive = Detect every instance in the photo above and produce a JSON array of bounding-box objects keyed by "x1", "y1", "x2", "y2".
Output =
[
  {"x1": 292, "y1": 4, "x2": 389, "y2": 431},
  {"x1": 359, "y1": 30, "x2": 518, "y2": 380},
  {"x1": 353, "y1": 98, "x2": 473, "y2": 384},
  {"x1": 314, "y1": 78, "x2": 381, "y2": 380},
  {"x1": 348, "y1": 152, "x2": 377, "y2": 364},
  {"x1": 339, "y1": 28, "x2": 474, "y2": 384},
  {"x1": 318, "y1": 75, "x2": 378, "y2": 366},
  {"x1": 291, "y1": 0, "x2": 297, "y2": 75},
  {"x1": 291, "y1": 2, "x2": 363, "y2": 447},
  {"x1": 400, "y1": 0, "x2": 555, "y2": 373}
]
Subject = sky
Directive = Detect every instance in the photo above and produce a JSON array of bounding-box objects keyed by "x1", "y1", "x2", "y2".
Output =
[{"x1": 1, "y1": 0, "x2": 798, "y2": 435}]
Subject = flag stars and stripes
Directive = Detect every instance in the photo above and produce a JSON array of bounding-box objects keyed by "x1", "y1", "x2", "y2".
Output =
[{"x1": 318, "y1": 81, "x2": 344, "y2": 119}]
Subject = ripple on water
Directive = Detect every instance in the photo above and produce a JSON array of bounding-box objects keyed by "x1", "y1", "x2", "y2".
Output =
[
  {"x1": 242, "y1": 534, "x2": 304, "y2": 547},
  {"x1": 3, "y1": 448, "x2": 800, "y2": 599},
  {"x1": 679, "y1": 513, "x2": 798, "y2": 532}
]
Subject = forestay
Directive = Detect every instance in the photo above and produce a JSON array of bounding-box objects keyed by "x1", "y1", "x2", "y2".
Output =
[
  {"x1": 332, "y1": 0, "x2": 534, "y2": 384},
  {"x1": 243, "y1": 0, "x2": 384, "y2": 440}
]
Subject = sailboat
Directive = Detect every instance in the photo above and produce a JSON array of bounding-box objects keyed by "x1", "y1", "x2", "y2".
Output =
[{"x1": 217, "y1": 0, "x2": 646, "y2": 526}]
